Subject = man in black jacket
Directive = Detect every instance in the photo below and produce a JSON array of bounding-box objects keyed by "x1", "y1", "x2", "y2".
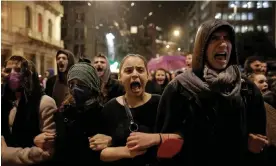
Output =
[{"x1": 156, "y1": 19, "x2": 268, "y2": 165}]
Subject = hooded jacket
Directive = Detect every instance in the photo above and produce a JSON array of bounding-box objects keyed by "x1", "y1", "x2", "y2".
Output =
[
  {"x1": 155, "y1": 20, "x2": 266, "y2": 165},
  {"x1": 1, "y1": 57, "x2": 57, "y2": 165},
  {"x1": 192, "y1": 19, "x2": 238, "y2": 79},
  {"x1": 45, "y1": 49, "x2": 75, "y2": 107},
  {"x1": 95, "y1": 55, "x2": 124, "y2": 104}
]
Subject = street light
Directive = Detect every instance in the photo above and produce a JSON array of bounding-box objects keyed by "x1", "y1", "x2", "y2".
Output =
[
  {"x1": 106, "y1": 33, "x2": 115, "y2": 61},
  {"x1": 173, "y1": 30, "x2": 180, "y2": 37}
]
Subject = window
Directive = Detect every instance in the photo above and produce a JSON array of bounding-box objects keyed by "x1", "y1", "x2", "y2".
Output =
[
  {"x1": 241, "y1": 2, "x2": 248, "y2": 8},
  {"x1": 201, "y1": 12, "x2": 208, "y2": 20},
  {"x1": 190, "y1": 20, "x2": 194, "y2": 27},
  {"x1": 235, "y1": 26, "x2": 240, "y2": 33},
  {"x1": 241, "y1": 13, "x2": 247, "y2": 20},
  {"x1": 222, "y1": 13, "x2": 228, "y2": 20},
  {"x1": 61, "y1": 27, "x2": 67, "y2": 39},
  {"x1": 241, "y1": 2, "x2": 254, "y2": 9},
  {"x1": 80, "y1": 44, "x2": 85, "y2": 56},
  {"x1": 75, "y1": 28, "x2": 79, "y2": 39},
  {"x1": 262, "y1": 1, "x2": 271, "y2": 8},
  {"x1": 38, "y1": 13, "x2": 43, "y2": 32},
  {"x1": 247, "y1": 1, "x2": 254, "y2": 8},
  {"x1": 74, "y1": 44, "x2": 79, "y2": 56},
  {"x1": 257, "y1": 1, "x2": 262, "y2": 8},
  {"x1": 241, "y1": 26, "x2": 248, "y2": 33},
  {"x1": 63, "y1": 14, "x2": 67, "y2": 21},
  {"x1": 48, "y1": 19, "x2": 52, "y2": 38},
  {"x1": 80, "y1": 28, "x2": 84, "y2": 39},
  {"x1": 228, "y1": 14, "x2": 234, "y2": 20},
  {"x1": 75, "y1": 28, "x2": 84, "y2": 39},
  {"x1": 228, "y1": 1, "x2": 236, "y2": 8},
  {"x1": 235, "y1": 13, "x2": 241, "y2": 20},
  {"x1": 25, "y1": 7, "x2": 31, "y2": 28},
  {"x1": 248, "y1": 13, "x2": 254, "y2": 20},
  {"x1": 234, "y1": 1, "x2": 241, "y2": 7},
  {"x1": 263, "y1": 25, "x2": 269, "y2": 33},
  {"x1": 76, "y1": 13, "x2": 85, "y2": 22},
  {"x1": 248, "y1": 25, "x2": 254, "y2": 31},
  {"x1": 215, "y1": 13, "x2": 222, "y2": 19},
  {"x1": 257, "y1": 25, "x2": 262, "y2": 31}
]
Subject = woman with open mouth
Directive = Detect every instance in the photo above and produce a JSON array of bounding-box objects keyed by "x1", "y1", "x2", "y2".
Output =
[
  {"x1": 152, "y1": 68, "x2": 169, "y2": 94},
  {"x1": 100, "y1": 54, "x2": 161, "y2": 166},
  {"x1": 248, "y1": 73, "x2": 276, "y2": 108}
]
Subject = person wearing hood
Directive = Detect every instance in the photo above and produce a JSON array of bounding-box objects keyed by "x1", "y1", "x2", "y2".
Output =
[
  {"x1": 155, "y1": 20, "x2": 268, "y2": 165},
  {"x1": 93, "y1": 53, "x2": 124, "y2": 104},
  {"x1": 45, "y1": 49, "x2": 75, "y2": 107},
  {"x1": 1, "y1": 55, "x2": 57, "y2": 166},
  {"x1": 35, "y1": 62, "x2": 112, "y2": 165}
]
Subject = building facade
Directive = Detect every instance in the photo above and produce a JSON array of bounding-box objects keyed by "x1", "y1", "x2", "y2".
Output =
[
  {"x1": 186, "y1": 1, "x2": 276, "y2": 52},
  {"x1": 1, "y1": 1, "x2": 64, "y2": 75},
  {"x1": 62, "y1": 1, "x2": 121, "y2": 61}
]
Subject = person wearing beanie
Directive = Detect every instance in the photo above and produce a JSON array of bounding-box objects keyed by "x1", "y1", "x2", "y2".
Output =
[{"x1": 36, "y1": 62, "x2": 112, "y2": 165}]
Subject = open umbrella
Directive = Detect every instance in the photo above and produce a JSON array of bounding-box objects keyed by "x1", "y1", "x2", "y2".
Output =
[{"x1": 147, "y1": 55, "x2": 186, "y2": 71}]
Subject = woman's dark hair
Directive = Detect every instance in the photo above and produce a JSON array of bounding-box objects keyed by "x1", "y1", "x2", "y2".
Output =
[
  {"x1": 118, "y1": 54, "x2": 148, "y2": 78},
  {"x1": 244, "y1": 56, "x2": 264, "y2": 74},
  {"x1": 3, "y1": 55, "x2": 43, "y2": 100},
  {"x1": 152, "y1": 68, "x2": 169, "y2": 86}
]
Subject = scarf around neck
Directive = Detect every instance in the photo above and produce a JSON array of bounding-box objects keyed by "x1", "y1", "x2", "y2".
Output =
[{"x1": 177, "y1": 65, "x2": 242, "y2": 99}]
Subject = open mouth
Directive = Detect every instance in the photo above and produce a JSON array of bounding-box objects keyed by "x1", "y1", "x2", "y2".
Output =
[
  {"x1": 130, "y1": 81, "x2": 141, "y2": 93},
  {"x1": 97, "y1": 67, "x2": 103, "y2": 72},
  {"x1": 58, "y1": 63, "x2": 64, "y2": 68},
  {"x1": 156, "y1": 79, "x2": 164, "y2": 85},
  {"x1": 261, "y1": 88, "x2": 268, "y2": 93},
  {"x1": 214, "y1": 52, "x2": 227, "y2": 61}
]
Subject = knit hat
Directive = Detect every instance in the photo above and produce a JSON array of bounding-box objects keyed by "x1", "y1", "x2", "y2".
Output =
[{"x1": 67, "y1": 62, "x2": 100, "y2": 94}]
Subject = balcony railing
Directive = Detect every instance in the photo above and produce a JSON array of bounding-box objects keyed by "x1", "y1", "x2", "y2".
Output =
[{"x1": 17, "y1": 28, "x2": 63, "y2": 48}]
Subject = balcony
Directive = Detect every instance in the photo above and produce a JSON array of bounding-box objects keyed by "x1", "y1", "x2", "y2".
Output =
[
  {"x1": 17, "y1": 28, "x2": 64, "y2": 48},
  {"x1": 35, "y1": 1, "x2": 64, "y2": 16},
  {"x1": 45, "y1": 37, "x2": 64, "y2": 48}
]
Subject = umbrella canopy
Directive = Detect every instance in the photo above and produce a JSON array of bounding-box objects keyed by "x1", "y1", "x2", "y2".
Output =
[{"x1": 147, "y1": 55, "x2": 186, "y2": 71}]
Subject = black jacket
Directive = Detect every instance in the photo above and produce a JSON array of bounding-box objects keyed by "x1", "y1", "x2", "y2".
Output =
[
  {"x1": 155, "y1": 20, "x2": 266, "y2": 165},
  {"x1": 53, "y1": 103, "x2": 104, "y2": 165}
]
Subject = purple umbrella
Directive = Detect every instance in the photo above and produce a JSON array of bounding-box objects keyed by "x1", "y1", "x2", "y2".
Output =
[{"x1": 147, "y1": 55, "x2": 186, "y2": 71}]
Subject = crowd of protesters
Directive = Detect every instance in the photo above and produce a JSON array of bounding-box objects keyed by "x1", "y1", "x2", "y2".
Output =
[{"x1": 1, "y1": 19, "x2": 275, "y2": 166}]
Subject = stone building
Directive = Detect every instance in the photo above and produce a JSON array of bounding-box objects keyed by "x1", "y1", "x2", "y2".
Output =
[{"x1": 1, "y1": 1, "x2": 64, "y2": 75}]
